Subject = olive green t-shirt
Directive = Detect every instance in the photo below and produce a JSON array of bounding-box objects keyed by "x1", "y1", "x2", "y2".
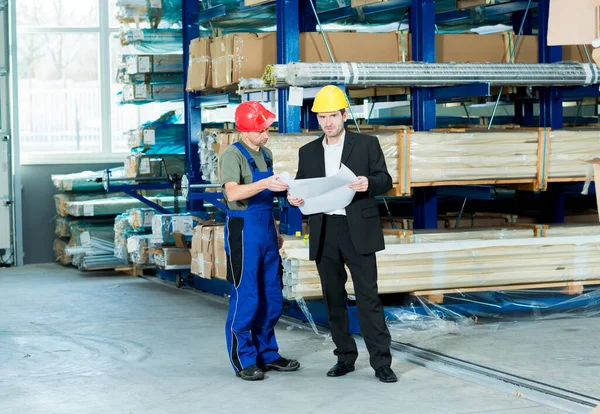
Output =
[{"x1": 219, "y1": 141, "x2": 274, "y2": 210}]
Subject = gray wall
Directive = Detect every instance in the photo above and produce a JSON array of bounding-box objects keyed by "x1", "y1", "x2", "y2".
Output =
[{"x1": 21, "y1": 163, "x2": 120, "y2": 264}]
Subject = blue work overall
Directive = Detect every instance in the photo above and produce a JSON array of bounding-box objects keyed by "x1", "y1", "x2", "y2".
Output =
[{"x1": 224, "y1": 142, "x2": 283, "y2": 373}]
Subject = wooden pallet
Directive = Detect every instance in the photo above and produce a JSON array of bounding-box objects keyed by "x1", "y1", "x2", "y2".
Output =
[
  {"x1": 411, "y1": 279, "x2": 600, "y2": 304},
  {"x1": 116, "y1": 264, "x2": 155, "y2": 277}
]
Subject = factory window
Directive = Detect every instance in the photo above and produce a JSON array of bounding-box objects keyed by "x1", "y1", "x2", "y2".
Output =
[{"x1": 16, "y1": 0, "x2": 148, "y2": 164}]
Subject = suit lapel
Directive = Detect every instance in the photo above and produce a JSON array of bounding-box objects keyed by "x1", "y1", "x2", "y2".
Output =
[
  {"x1": 315, "y1": 135, "x2": 326, "y2": 177},
  {"x1": 341, "y1": 129, "x2": 355, "y2": 166}
]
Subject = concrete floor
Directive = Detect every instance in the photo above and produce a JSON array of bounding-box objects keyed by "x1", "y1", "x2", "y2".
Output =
[{"x1": 1, "y1": 264, "x2": 597, "y2": 414}]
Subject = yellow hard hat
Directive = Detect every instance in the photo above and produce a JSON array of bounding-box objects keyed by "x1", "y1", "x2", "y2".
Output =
[{"x1": 311, "y1": 85, "x2": 348, "y2": 113}]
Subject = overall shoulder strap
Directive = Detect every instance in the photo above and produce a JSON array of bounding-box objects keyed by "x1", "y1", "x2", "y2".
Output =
[
  {"x1": 260, "y1": 147, "x2": 273, "y2": 169},
  {"x1": 232, "y1": 142, "x2": 257, "y2": 170}
]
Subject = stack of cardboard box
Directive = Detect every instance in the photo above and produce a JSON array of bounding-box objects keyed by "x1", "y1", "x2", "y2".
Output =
[{"x1": 190, "y1": 223, "x2": 227, "y2": 280}]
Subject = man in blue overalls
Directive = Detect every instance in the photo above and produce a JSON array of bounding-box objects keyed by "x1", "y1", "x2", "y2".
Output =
[{"x1": 219, "y1": 101, "x2": 300, "y2": 381}]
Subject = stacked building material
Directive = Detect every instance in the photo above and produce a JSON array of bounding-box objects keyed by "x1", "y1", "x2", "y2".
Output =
[
  {"x1": 200, "y1": 127, "x2": 600, "y2": 195},
  {"x1": 281, "y1": 226, "x2": 600, "y2": 300}
]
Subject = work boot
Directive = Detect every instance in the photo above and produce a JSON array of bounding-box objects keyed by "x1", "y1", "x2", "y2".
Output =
[
  {"x1": 262, "y1": 357, "x2": 300, "y2": 372},
  {"x1": 236, "y1": 365, "x2": 265, "y2": 381}
]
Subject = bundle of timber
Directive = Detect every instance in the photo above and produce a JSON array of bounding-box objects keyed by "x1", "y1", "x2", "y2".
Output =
[
  {"x1": 202, "y1": 127, "x2": 600, "y2": 194},
  {"x1": 282, "y1": 226, "x2": 600, "y2": 300}
]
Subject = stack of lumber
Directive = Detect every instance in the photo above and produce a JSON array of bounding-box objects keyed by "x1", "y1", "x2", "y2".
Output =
[
  {"x1": 281, "y1": 225, "x2": 600, "y2": 300},
  {"x1": 202, "y1": 127, "x2": 600, "y2": 194}
]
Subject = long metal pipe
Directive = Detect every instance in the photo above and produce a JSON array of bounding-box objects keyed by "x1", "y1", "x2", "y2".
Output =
[{"x1": 263, "y1": 62, "x2": 599, "y2": 88}]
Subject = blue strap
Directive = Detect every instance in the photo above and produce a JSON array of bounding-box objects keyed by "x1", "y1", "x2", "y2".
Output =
[{"x1": 232, "y1": 141, "x2": 272, "y2": 170}]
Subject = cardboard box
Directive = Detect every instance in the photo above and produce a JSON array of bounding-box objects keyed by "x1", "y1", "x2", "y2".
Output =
[
  {"x1": 213, "y1": 226, "x2": 227, "y2": 280},
  {"x1": 186, "y1": 37, "x2": 211, "y2": 91},
  {"x1": 210, "y1": 32, "x2": 402, "y2": 88},
  {"x1": 154, "y1": 247, "x2": 191, "y2": 269},
  {"x1": 211, "y1": 33, "x2": 277, "y2": 88},
  {"x1": 299, "y1": 32, "x2": 403, "y2": 63},
  {"x1": 548, "y1": 0, "x2": 599, "y2": 46},
  {"x1": 403, "y1": 33, "x2": 538, "y2": 63}
]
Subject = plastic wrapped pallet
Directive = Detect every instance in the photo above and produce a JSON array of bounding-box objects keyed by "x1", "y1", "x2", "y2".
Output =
[
  {"x1": 69, "y1": 221, "x2": 115, "y2": 246},
  {"x1": 124, "y1": 153, "x2": 185, "y2": 179},
  {"x1": 151, "y1": 214, "x2": 200, "y2": 245},
  {"x1": 282, "y1": 232, "x2": 600, "y2": 299},
  {"x1": 55, "y1": 217, "x2": 72, "y2": 238},
  {"x1": 127, "y1": 235, "x2": 155, "y2": 265},
  {"x1": 53, "y1": 239, "x2": 72, "y2": 265},
  {"x1": 124, "y1": 54, "x2": 183, "y2": 75},
  {"x1": 114, "y1": 214, "x2": 133, "y2": 261}
]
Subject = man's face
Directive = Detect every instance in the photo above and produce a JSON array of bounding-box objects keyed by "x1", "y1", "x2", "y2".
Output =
[
  {"x1": 317, "y1": 110, "x2": 348, "y2": 139},
  {"x1": 244, "y1": 128, "x2": 270, "y2": 147}
]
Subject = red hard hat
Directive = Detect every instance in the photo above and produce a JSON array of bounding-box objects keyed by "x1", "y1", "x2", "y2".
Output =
[{"x1": 234, "y1": 101, "x2": 276, "y2": 132}]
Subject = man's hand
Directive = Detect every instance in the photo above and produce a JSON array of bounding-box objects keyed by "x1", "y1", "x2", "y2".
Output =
[
  {"x1": 287, "y1": 193, "x2": 305, "y2": 207},
  {"x1": 264, "y1": 174, "x2": 289, "y2": 192},
  {"x1": 349, "y1": 176, "x2": 369, "y2": 192},
  {"x1": 278, "y1": 234, "x2": 284, "y2": 250}
]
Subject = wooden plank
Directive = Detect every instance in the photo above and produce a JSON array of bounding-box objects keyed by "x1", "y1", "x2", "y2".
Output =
[
  {"x1": 351, "y1": 0, "x2": 386, "y2": 7},
  {"x1": 411, "y1": 178, "x2": 535, "y2": 187},
  {"x1": 410, "y1": 279, "x2": 600, "y2": 297},
  {"x1": 535, "y1": 128, "x2": 550, "y2": 191},
  {"x1": 456, "y1": 0, "x2": 493, "y2": 9},
  {"x1": 548, "y1": 177, "x2": 587, "y2": 182}
]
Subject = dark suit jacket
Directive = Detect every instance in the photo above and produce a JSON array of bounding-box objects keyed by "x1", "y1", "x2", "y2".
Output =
[{"x1": 296, "y1": 129, "x2": 393, "y2": 260}]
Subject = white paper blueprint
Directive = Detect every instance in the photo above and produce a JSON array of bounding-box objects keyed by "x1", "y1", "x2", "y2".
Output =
[{"x1": 280, "y1": 164, "x2": 357, "y2": 215}]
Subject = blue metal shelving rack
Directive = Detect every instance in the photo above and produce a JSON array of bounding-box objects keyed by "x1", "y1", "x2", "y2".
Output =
[{"x1": 158, "y1": 0, "x2": 600, "y2": 325}]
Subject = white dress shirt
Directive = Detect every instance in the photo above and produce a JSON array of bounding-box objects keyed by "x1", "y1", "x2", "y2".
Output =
[{"x1": 323, "y1": 131, "x2": 347, "y2": 216}]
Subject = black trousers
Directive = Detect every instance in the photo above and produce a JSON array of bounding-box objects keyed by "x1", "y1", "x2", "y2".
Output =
[{"x1": 316, "y1": 215, "x2": 392, "y2": 370}]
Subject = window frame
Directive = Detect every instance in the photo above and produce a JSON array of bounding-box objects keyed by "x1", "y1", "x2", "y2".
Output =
[{"x1": 16, "y1": 0, "x2": 125, "y2": 165}]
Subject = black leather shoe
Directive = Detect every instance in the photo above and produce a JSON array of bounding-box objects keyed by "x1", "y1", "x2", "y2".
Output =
[
  {"x1": 262, "y1": 357, "x2": 300, "y2": 372},
  {"x1": 375, "y1": 366, "x2": 398, "y2": 383},
  {"x1": 236, "y1": 365, "x2": 265, "y2": 381},
  {"x1": 326, "y1": 362, "x2": 355, "y2": 377}
]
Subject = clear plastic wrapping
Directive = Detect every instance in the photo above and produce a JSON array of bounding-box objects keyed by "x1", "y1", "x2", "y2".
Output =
[
  {"x1": 151, "y1": 213, "x2": 199, "y2": 245},
  {"x1": 124, "y1": 54, "x2": 183, "y2": 75},
  {"x1": 120, "y1": 28, "x2": 182, "y2": 54},
  {"x1": 127, "y1": 235, "x2": 155, "y2": 265},
  {"x1": 124, "y1": 153, "x2": 184, "y2": 179},
  {"x1": 51, "y1": 168, "x2": 125, "y2": 193},
  {"x1": 114, "y1": 214, "x2": 133, "y2": 261},
  {"x1": 282, "y1": 226, "x2": 600, "y2": 301},
  {"x1": 116, "y1": 0, "x2": 182, "y2": 28}
]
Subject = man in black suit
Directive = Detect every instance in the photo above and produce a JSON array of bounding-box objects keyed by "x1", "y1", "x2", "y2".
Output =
[{"x1": 287, "y1": 85, "x2": 397, "y2": 383}]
